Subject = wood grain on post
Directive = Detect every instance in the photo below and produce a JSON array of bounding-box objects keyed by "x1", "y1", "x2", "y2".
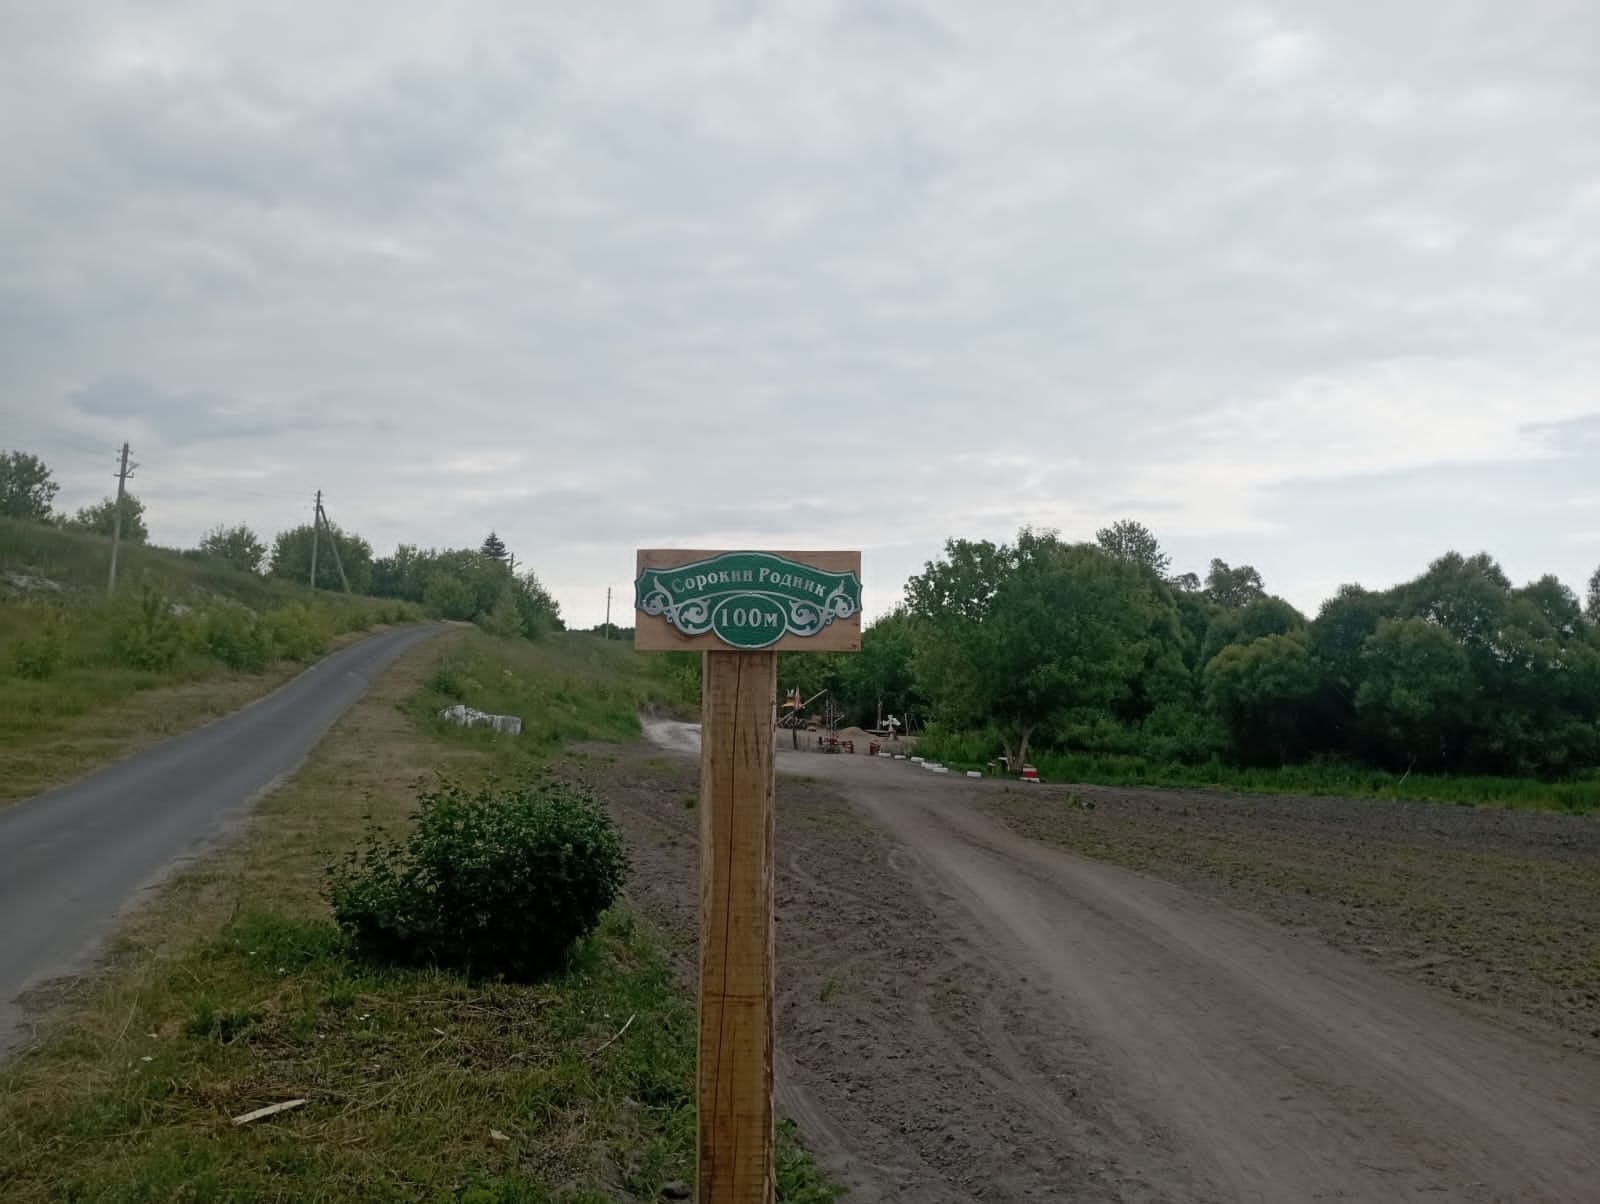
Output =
[{"x1": 698, "y1": 649, "x2": 777, "y2": 1204}]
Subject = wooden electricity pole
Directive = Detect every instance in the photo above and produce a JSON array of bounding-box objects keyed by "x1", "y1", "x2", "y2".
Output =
[
  {"x1": 605, "y1": 586, "x2": 613, "y2": 638},
  {"x1": 317, "y1": 495, "x2": 352, "y2": 594},
  {"x1": 636, "y1": 549, "x2": 861, "y2": 1203},
  {"x1": 308, "y1": 490, "x2": 322, "y2": 593},
  {"x1": 107, "y1": 441, "x2": 136, "y2": 596}
]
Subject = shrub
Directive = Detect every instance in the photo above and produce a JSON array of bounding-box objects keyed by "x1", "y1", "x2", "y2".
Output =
[
  {"x1": 326, "y1": 779, "x2": 628, "y2": 979},
  {"x1": 110, "y1": 587, "x2": 186, "y2": 670},
  {"x1": 263, "y1": 605, "x2": 328, "y2": 661},
  {"x1": 10, "y1": 609, "x2": 67, "y2": 679},
  {"x1": 1138, "y1": 703, "x2": 1227, "y2": 764},
  {"x1": 202, "y1": 605, "x2": 274, "y2": 672}
]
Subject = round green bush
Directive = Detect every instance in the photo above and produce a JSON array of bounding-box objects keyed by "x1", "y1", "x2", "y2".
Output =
[{"x1": 326, "y1": 779, "x2": 628, "y2": 979}]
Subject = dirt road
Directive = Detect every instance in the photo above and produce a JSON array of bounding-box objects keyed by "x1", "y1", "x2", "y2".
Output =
[{"x1": 613, "y1": 724, "x2": 1600, "y2": 1202}]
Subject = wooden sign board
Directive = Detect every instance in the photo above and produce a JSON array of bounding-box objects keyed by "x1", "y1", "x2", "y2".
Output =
[
  {"x1": 634, "y1": 549, "x2": 862, "y2": 653},
  {"x1": 635, "y1": 547, "x2": 860, "y2": 1204}
]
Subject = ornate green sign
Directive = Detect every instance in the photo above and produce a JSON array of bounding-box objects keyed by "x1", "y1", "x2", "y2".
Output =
[{"x1": 635, "y1": 552, "x2": 862, "y2": 649}]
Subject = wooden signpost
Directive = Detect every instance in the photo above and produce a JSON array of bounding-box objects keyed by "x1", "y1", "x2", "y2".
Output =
[{"x1": 636, "y1": 550, "x2": 861, "y2": 1203}]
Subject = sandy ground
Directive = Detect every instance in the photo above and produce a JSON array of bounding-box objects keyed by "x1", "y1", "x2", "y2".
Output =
[{"x1": 588, "y1": 724, "x2": 1600, "y2": 1203}]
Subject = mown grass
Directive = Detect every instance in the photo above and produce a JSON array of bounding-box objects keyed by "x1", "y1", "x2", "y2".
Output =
[
  {"x1": 0, "y1": 629, "x2": 834, "y2": 1202},
  {"x1": 0, "y1": 517, "x2": 421, "y2": 805},
  {"x1": 913, "y1": 729, "x2": 1600, "y2": 813}
]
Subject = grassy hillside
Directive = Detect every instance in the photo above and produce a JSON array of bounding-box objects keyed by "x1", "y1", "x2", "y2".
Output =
[{"x1": 0, "y1": 517, "x2": 421, "y2": 803}]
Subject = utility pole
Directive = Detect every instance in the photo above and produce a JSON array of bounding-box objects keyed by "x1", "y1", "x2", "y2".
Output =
[
  {"x1": 605, "y1": 586, "x2": 612, "y2": 638},
  {"x1": 308, "y1": 490, "x2": 322, "y2": 593},
  {"x1": 107, "y1": 442, "x2": 136, "y2": 596},
  {"x1": 316, "y1": 494, "x2": 353, "y2": 594}
]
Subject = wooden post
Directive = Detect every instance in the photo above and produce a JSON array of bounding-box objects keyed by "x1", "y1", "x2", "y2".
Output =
[
  {"x1": 698, "y1": 650, "x2": 777, "y2": 1203},
  {"x1": 635, "y1": 549, "x2": 860, "y2": 1203}
]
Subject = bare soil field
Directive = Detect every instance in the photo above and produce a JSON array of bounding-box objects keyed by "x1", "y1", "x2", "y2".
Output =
[
  {"x1": 583, "y1": 728, "x2": 1600, "y2": 1202},
  {"x1": 980, "y1": 780, "x2": 1600, "y2": 1045}
]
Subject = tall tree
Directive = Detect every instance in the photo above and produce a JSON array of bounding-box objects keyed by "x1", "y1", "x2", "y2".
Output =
[
  {"x1": 0, "y1": 450, "x2": 60, "y2": 521},
  {"x1": 197, "y1": 524, "x2": 267, "y2": 573},
  {"x1": 73, "y1": 493, "x2": 148, "y2": 543},
  {"x1": 270, "y1": 522, "x2": 374, "y2": 593},
  {"x1": 1094, "y1": 519, "x2": 1171, "y2": 577},
  {"x1": 1205, "y1": 558, "x2": 1266, "y2": 609},
  {"x1": 1587, "y1": 565, "x2": 1600, "y2": 622},
  {"x1": 481, "y1": 531, "x2": 508, "y2": 561},
  {"x1": 1353, "y1": 618, "x2": 1473, "y2": 770},
  {"x1": 907, "y1": 528, "x2": 1166, "y2": 768},
  {"x1": 1204, "y1": 633, "x2": 1319, "y2": 765}
]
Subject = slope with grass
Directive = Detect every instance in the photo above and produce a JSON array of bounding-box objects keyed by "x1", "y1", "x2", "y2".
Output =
[
  {"x1": 0, "y1": 517, "x2": 421, "y2": 805},
  {"x1": 0, "y1": 628, "x2": 837, "y2": 1203}
]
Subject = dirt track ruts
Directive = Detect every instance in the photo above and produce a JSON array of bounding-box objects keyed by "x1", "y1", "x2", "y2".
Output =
[{"x1": 605, "y1": 724, "x2": 1600, "y2": 1202}]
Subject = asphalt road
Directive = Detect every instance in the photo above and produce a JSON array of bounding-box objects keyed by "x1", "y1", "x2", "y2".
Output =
[{"x1": 0, "y1": 623, "x2": 443, "y2": 1053}]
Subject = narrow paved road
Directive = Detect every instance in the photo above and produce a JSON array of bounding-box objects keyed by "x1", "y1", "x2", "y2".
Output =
[
  {"x1": 644, "y1": 722, "x2": 1600, "y2": 1202},
  {"x1": 0, "y1": 624, "x2": 443, "y2": 1052}
]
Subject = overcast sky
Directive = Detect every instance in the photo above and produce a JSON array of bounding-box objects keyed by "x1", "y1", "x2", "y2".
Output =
[{"x1": 3, "y1": 2, "x2": 1597, "y2": 626}]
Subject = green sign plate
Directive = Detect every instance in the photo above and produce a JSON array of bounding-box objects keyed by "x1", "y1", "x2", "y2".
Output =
[{"x1": 635, "y1": 551, "x2": 862, "y2": 650}]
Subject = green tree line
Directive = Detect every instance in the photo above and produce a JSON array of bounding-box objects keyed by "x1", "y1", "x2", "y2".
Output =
[
  {"x1": 804, "y1": 522, "x2": 1600, "y2": 780},
  {"x1": 3, "y1": 449, "x2": 562, "y2": 641}
]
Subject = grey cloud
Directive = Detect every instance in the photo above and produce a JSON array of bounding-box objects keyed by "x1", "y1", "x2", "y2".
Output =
[{"x1": 2, "y1": 3, "x2": 1597, "y2": 626}]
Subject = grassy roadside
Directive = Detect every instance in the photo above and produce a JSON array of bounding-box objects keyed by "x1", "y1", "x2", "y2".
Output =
[
  {"x1": 911, "y1": 731, "x2": 1600, "y2": 813},
  {"x1": 0, "y1": 625, "x2": 401, "y2": 808},
  {"x1": 1, "y1": 517, "x2": 423, "y2": 807},
  {"x1": 0, "y1": 630, "x2": 838, "y2": 1202}
]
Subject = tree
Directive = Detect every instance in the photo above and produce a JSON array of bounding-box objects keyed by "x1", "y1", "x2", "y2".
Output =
[
  {"x1": 1168, "y1": 571, "x2": 1202, "y2": 593},
  {"x1": 1310, "y1": 585, "x2": 1392, "y2": 700},
  {"x1": 0, "y1": 450, "x2": 59, "y2": 521},
  {"x1": 512, "y1": 569, "x2": 562, "y2": 636},
  {"x1": 838, "y1": 608, "x2": 922, "y2": 728},
  {"x1": 270, "y1": 522, "x2": 374, "y2": 593},
  {"x1": 1586, "y1": 565, "x2": 1600, "y2": 623},
  {"x1": 906, "y1": 528, "x2": 1167, "y2": 768},
  {"x1": 422, "y1": 548, "x2": 511, "y2": 620},
  {"x1": 1400, "y1": 551, "x2": 1510, "y2": 659},
  {"x1": 1353, "y1": 618, "x2": 1473, "y2": 771},
  {"x1": 1094, "y1": 519, "x2": 1171, "y2": 577},
  {"x1": 1203, "y1": 634, "x2": 1319, "y2": 764},
  {"x1": 1517, "y1": 575, "x2": 1583, "y2": 638},
  {"x1": 1205, "y1": 558, "x2": 1266, "y2": 609},
  {"x1": 197, "y1": 524, "x2": 267, "y2": 573},
  {"x1": 73, "y1": 494, "x2": 148, "y2": 543},
  {"x1": 1200, "y1": 594, "x2": 1306, "y2": 666},
  {"x1": 372, "y1": 543, "x2": 430, "y2": 602},
  {"x1": 481, "y1": 531, "x2": 508, "y2": 561}
]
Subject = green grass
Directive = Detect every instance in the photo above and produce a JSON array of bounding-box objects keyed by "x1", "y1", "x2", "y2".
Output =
[
  {"x1": 912, "y1": 729, "x2": 1600, "y2": 813},
  {"x1": 0, "y1": 629, "x2": 834, "y2": 1201},
  {"x1": 0, "y1": 517, "x2": 422, "y2": 803},
  {"x1": 414, "y1": 629, "x2": 697, "y2": 772}
]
